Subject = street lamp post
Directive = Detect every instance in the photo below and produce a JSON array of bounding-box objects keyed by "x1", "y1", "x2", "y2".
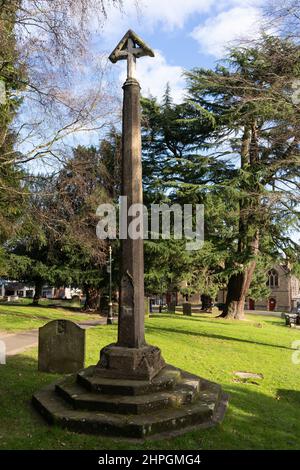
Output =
[{"x1": 107, "y1": 245, "x2": 113, "y2": 325}]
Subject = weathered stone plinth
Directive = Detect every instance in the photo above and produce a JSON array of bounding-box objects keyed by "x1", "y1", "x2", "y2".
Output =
[
  {"x1": 95, "y1": 343, "x2": 165, "y2": 380},
  {"x1": 32, "y1": 364, "x2": 228, "y2": 439}
]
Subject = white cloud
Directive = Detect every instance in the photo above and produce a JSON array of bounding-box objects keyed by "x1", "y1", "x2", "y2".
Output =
[
  {"x1": 135, "y1": 0, "x2": 215, "y2": 30},
  {"x1": 92, "y1": 0, "x2": 266, "y2": 102},
  {"x1": 97, "y1": 0, "x2": 216, "y2": 37},
  {"x1": 191, "y1": 5, "x2": 263, "y2": 57},
  {"x1": 98, "y1": 0, "x2": 263, "y2": 38},
  {"x1": 118, "y1": 50, "x2": 185, "y2": 102}
]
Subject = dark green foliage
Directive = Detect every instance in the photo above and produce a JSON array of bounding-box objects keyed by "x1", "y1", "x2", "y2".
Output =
[
  {"x1": 5, "y1": 139, "x2": 119, "y2": 308},
  {"x1": 142, "y1": 39, "x2": 300, "y2": 312},
  {"x1": 141, "y1": 85, "x2": 229, "y2": 297},
  {"x1": 185, "y1": 37, "x2": 300, "y2": 317},
  {"x1": 0, "y1": 2, "x2": 26, "y2": 247}
]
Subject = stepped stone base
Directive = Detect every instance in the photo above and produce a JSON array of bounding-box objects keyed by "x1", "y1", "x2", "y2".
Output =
[{"x1": 32, "y1": 364, "x2": 228, "y2": 439}]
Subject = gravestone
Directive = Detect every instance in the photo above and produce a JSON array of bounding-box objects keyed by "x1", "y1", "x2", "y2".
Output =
[
  {"x1": 183, "y1": 302, "x2": 192, "y2": 316},
  {"x1": 38, "y1": 320, "x2": 85, "y2": 373},
  {"x1": 100, "y1": 295, "x2": 109, "y2": 315}
]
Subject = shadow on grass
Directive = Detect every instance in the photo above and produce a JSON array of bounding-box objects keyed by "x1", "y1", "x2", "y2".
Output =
[
  {"x1": 147, "y1": 324, "x2": 293, "y2": 351},
  {"x1": 0, "y1": 301, "x2": 81, "y2": 313},
  {"x1": 0, "y1": 312, "x2": 57, "y2": 322},
  {"x1": 26, "y1": 303, "x2": 82, "y2": 313},
  {"x1": 151, "y1": 313, "x2": 284, "y2": 325},
  {"x1": 2, "y1": 354, "x2": 59, "y2": 389},
  {"x1": 0, "y1": 354, "x2": 57, "y2": 426},
  {"x1": 277, "y1": 389, "x2": 300, "y2": 405},
  {"x1": 150, "y1": 313, "x2": 222, "y2": 324},
  {"x1": 0, "y1": 353, "x2": 64, "y2": 450},
  {"x1": 203, "y1": 385, "x2": 300, "y2": 449},
  {"x1": 0, "y1": 303, "x2": 102, "y2": 321},
  {"x1": 264, "y1": 319, "x2": 286, "y2": 326},
  {"x1": 1, "y1": 354, "x2": 300, "y2": 449},
  {"x1": 0, "y1": 310, "x2": 77, "y2": 323}
]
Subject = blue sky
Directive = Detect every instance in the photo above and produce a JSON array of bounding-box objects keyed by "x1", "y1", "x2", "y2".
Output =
[
  {"x1": 20, "y1": 0, "x2": 299, "y2": 242},
  {"x1": 93, "y1": 0, "x2": 264, "y2": 102},
  {"x1": 59, "y1": 0, "x2": 264, "y2": 150},
  {"x1": 91, "y1": 0, "x2": 298, "y2": 243},
  {"x1": 21, "y1": 0, "x2": 266, "y2": 161}
]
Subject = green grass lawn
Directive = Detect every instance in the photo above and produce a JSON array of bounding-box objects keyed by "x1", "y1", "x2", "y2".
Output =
[
  {"x1": 0, "y1": 308, "x2": 300, "y2": 450},
  {"x1": 0, "y1": 302, "x2": 101, "y2": 332}
]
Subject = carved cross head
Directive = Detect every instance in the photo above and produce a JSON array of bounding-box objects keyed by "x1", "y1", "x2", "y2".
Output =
[{"x1": 109, "y1": 30, "x2": 154, "y2": 79}]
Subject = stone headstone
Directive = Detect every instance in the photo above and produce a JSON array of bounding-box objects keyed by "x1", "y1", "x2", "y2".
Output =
[
  {"x1": 183, "y1": 303, "x2": 192, "y2": 316},
  {"x1": 38, "y1": 319, "x2": 85, "y2": 373},
  {"x1": 100, "y1": 295, "x2": 109, "y2": 315}
]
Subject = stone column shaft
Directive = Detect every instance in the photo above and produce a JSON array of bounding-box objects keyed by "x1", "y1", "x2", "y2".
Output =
[{"x1": 118, "y1": 78, "x2": 145, "y2": 348}]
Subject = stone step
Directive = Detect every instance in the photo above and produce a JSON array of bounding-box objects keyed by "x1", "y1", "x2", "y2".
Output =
[
  {"x1": 55, "y1": 374, "x2": 201, "y2": 415},
  {"x1": 32, "y1": 383, "x2": 225, "y2": 439},
  {"x1": 77, "y1": 365, "x2": 182, "y2": 396}
]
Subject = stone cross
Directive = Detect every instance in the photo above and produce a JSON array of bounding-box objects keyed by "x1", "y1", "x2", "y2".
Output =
[
  {"x1": 32, "y1": 32, "x2": 227, "y2": 437},
  {"x1": 109, "y1": 29, "x2": 154, "y2": 80},
  {"x1": 94, "y1": 31, "x2": 164, "y2": 380},
  {"x1": 109, "y1": 30, "x2": 155, "y2": 350}
]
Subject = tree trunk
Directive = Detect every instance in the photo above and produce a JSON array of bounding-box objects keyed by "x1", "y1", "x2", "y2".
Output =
[
  {"x1": 220, "y1": 258, "x2": 257, "y2": 319},
  {"x1": 82, "y1": 286, "x2": 100, "y2": 312},
  {"x1": 220, "y1": 123, "x2": 260, "y2": 320},
  {"x1": 32, "y1": 279, "x2": 43, "y2": 305}
]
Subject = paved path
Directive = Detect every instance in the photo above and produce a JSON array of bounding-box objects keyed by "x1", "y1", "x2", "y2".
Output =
[
  {"x1": 0, "y1": 330, "x2": 39, "y2": 356},
  {"x1": 0, "y1": 318, "x2": 108, "y2": 356}
]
